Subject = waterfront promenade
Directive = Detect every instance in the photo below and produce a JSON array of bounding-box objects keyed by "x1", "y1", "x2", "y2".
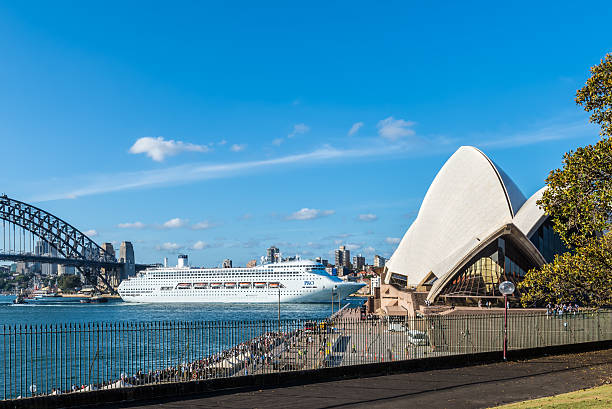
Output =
[
  {"x1": 101, "y1": 348, "x2": 612, "y2": 409},
  {"x1": 1, "y1": 309, "x2": 610, "y2": 404}
]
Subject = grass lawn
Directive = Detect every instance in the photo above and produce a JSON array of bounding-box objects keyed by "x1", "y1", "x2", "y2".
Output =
[{"x1": 492, "y1": 384, "x2": 612, "y2": 409}]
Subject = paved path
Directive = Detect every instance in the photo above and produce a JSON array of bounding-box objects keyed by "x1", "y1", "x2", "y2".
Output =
[{"x1": 104, "y1": 348, "x2": 612, "y2": 409}]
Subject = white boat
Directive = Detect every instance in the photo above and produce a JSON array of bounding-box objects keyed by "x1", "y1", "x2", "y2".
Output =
[{"x1": 118, "y1": 257, "x2": 364, "y2": 303}]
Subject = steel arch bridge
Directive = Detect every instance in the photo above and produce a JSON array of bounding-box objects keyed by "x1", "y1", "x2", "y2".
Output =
[{"x1": 0, "y1": 194, "x2": 126, "y2": 293}]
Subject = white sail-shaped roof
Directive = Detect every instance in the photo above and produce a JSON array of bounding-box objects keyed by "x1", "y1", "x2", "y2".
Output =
[
  {"x1": 513, "y1": 187, "x2": 547, "y2": 239},
  {"x1": 384, "y1": 146, "x2": 529, "y2": 286}
]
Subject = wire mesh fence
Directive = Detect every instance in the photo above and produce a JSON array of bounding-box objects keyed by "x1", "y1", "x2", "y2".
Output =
[{"x1": 1, "y1": 309, "x2": 610, "y2": 400}]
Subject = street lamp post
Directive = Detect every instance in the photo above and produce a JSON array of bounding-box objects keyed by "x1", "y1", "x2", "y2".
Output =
[{"x1": 498, "y1": 281, "x2": 515, "y2": 361}]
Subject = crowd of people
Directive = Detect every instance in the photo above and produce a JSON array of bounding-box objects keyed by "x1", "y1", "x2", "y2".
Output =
[
  {"x1": 546, "y1": 303, "x2": 580, "y2": 317},
  {"x1": 43, "y1": 329, "x2": 301, "y2": 396}
]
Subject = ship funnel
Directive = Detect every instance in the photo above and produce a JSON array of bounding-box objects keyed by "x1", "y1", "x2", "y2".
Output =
[{"x1": 178, "y1": 254, "x2": 188, "y2": 268}]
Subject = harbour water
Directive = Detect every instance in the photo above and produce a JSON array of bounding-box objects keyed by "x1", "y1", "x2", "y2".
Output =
[{"x1": 0, "y1": 295, "x2": 363, "y2": 326}]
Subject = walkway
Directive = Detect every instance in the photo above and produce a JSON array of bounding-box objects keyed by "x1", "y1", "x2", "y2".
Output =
[{"x1": 103, "y1": 348, "x2": 611, "y2": 409}]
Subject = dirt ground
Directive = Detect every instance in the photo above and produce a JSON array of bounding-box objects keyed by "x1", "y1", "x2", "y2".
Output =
[{"x1": 103, "y1": 348, "x2": 612, "y2": 409}]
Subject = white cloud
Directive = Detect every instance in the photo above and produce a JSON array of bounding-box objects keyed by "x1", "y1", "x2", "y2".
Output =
[
  {"x1": 385, "y1": 237, "x2": 401, "y2": 245},
  {"x1": 358, "y1": 213, "x2": 378, "y2": 222},
  {"x1": 163, "y1": 218, "x2": 187, "y2": 228},
  {"x1": 83, "y1": 229, "x2": 98, "y2": 237},
  {"x1": 230, "y1": 144, "x2": 246, "y2": 152},
  {"x1": 288, "y1": 123, "x2": 310, "y2": 138},
  {"x1": 117, "y1": 222, "x2": 145, "y2": 229},
  {"x1": 348, "y1": 122, "x2": 364, "y2": 136},
  {"x1": 157, "y1": 242, "x2": 181, "y2": 251},
  {"x1": 192, "y1": 240, "x2": 209, "y2": 250},
  {"x1": 129, "y1": 136, "x2": 209, "y2": 162},
  {"x1": 192, "y1": 221, "x2": 215, "y2": 230},
  {"x1": 377, "y1": 117, "x2": 416, "y2": 141},
  {"x1": 363, "y1": 246, "x2": 376, "y2": 253},
  {"x1": 345, "y1": 243, "x2": 361, "y2": 251},
  {"x1": 34, "y1": 145, "x2": 409, "y2": 201},
  {"x1": 218, "y1": 140, "x2": 227, "y2": 146},
  {"x1": 272, "y1": 138, "x2": 284, "y2": 146},
  {"x1": 287, "y1": 208, "x2": 335, "y2": 220}
]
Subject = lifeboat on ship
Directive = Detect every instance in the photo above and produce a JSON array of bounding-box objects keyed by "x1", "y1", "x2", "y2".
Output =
[
  {"x1": 239, "y1": 282, "x2": 250, "y2": 288},
  {"x1": 268, "y1": 282, "x2": 280, "y2": 288},
  {"x1": 224, "y1": 282, "x2": 236, "y2": 288},
  {"x1": 176, "y1": 283, "x2": 191, "y2": 289},
  {"x1": 194, "y1": 283, "x2": 208, "y2": 289},
  {"x1": 254, "y1": 282, "x2": 266, "y2": 288},
  {"x1": 210, "y1": 283, "x2": 222, "y2": 288}
]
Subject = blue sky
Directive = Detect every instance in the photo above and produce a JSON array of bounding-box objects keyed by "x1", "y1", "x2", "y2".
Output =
[{"x1": 0, "y1": 1, "x2": 610, "y2": 266}]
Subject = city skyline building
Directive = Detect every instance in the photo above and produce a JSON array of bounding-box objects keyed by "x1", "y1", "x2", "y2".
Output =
[
  {"x1": 266, "y1": 246, "x2": 281, "y2": 264},
  {"x1": 353, "y1": 255, "x2": 365, "y2": 271},
  {"x1": 334, "y1": 245, "x2": 351, "y2": 269},
  {"x1": 374, "y1": 255, "x2": 386, "y2": 268}
]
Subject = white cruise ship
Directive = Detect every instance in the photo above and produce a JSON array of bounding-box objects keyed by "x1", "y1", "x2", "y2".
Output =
[{"x1": 118, "y1": 256, "x2": 365, "y2": 303}]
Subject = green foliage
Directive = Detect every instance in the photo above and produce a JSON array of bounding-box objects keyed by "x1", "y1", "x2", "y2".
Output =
[
  {"x1": 576, "y1": 53, "x2": 612, "y2": 136},
  {"x1": 537, "y1": 137, "x2": 612, "y2": 248},
  {"x1": 520, "y1": 54, "x2": 612, "y2": 309},
  {"x1": 57, "y1": 274, "x2": 82, "y2": 292},
  {"x1": 520, "y1": 233, "x2": 612, "y2": 308}
]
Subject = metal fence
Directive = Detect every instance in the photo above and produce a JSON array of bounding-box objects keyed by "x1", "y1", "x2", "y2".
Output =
[{"x1": 1, "y1": 309, "x2": 610, "y2": 400}]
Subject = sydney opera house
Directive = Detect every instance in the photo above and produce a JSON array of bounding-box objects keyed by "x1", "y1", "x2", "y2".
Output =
[{"x1": 381, "y1": 146, "x2": 566, "y2": 312}]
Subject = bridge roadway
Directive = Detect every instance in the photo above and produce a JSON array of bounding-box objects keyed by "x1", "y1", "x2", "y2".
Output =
[{"x1": 101, "y1": 347, "x2": 612, "y2": 408}]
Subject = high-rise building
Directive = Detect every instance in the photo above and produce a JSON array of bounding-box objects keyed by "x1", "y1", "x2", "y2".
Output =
[
  {"x1": 266, "y1": 246, "x2": 281, "y2": 264},
  {"x1": 58, "y1": 265, "x2": 76, "y2": 275},
  {"x1": 119, "y1": 242, "x2": 135, "y2": 279},
  {"x1": 335, "y1": 245, "x2": 351, "y2": 269},
  {"x1": 374, "y1": 255, "x2": 386, "y2": 268},
  {"x1": 370, "y1": 276, "x2": 381, "y2": 295},
  {"x1": 223, "y1": 259, "x2": 233, "y2": 268},
  {"x1": 246, "y1": 259, "x2": 257, "y2": 268},
  {"x1": 353, "y1": 254, "x2": 366, "y2": 271},
  {"x1": 315, "y1": 257, "x2": 329, "y2": 266}
]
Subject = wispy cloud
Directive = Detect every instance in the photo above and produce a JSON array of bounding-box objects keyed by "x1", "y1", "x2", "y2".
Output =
[
  {"x1": 117, "y1": 221, "x2": 145, "y2": 229},
  {"x1": 478, "y1": 120, "x2": 596, "y2": 149},
  {"x1": 156, "y1": 242, "x2": 181, "y2": 252},
  {"x1": 83, "y1": 229, "x2": 98, "y2": 237},
  {"x1": 377, "y1": 117, "x2": 416, "y2": 141},
  {"x1": 287, "y1": 208, "x2": 335, "y2": 220},
  {"x1": 163, "y1": 218, "x2": 188, "y2": 228},
  {"x1": 230, "y1": 144, "x2": 246, "y2": 152},
  {"x1": 288, "y1": 123, "x2": 309, "y2": 138},
  {"x1": 348, "y1": 122, "x2": 364, "y2": 136},
  {"x1": 272, "y1": 138, "x2": 284, "y2": 146},
  {"x1": 385, "y1": 237, "x2": 401, "y2": 245},
  {"x1": 358, "y1": 213, "x2": 378, "y2": 222},
  {"x1": 129, "y1": 137, "x2": 209, "y2": 162},
  {"x1": 192, "y1": 221, "x2": 216, "y2": 230},
  {"x1": 192, "y1": 240, "x2": 209, "y2": 250},
  {"x1": 37, "y1": 144, "x2": 405, "y2": 201}
]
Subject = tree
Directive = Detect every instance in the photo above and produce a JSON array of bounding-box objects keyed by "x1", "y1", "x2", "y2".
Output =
[
  {"x1": 519, "y1": 54, "x2": 612, "y2": 308},
  {"x1": 57, "y1": 275, "x2": 82, "y2": 292},
  {"x1": 537, "y1": 137, "x2": 612, "y2": 248},
  {"x1": 520, "y1": 232, "x2": 612, "y2": 308},
  {"x1": 576, "y1": 53, "x2": 612, "y2": 136}
]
